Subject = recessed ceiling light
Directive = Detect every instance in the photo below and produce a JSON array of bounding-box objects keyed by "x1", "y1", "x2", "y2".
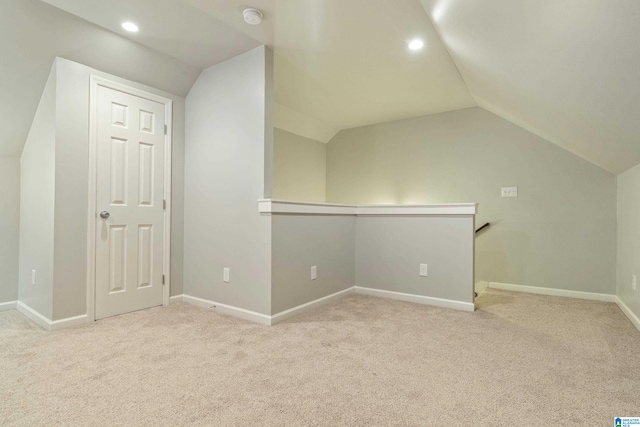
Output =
[
  {"x1": 121, "y1": 22, "x2": 139, "y2": 33},
  {"x1": 408, "y1": 39, "x2": 424, "y2": 51}
]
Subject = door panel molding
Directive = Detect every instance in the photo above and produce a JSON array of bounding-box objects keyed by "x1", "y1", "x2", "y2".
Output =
[{"x1": 88, "y1": 76, "x2": 172, "y2": 322}]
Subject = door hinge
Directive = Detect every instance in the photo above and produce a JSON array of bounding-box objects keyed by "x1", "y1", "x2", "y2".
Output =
[
  {"x1": 163, "y1": 199, "x2": 166, "y2": 210},
  {"x1": 162, "y1": 274, "x2": 165, "y2": 285},
  {"x1": 164, "y1": 124, "x2": 167, "y2": 135}
]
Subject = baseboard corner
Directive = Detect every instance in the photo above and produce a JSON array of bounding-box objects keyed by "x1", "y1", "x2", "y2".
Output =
[
  {"x1": 475, "y1": 281, "x2": 488, "y2": 294},
  {"x1": 615, "y1": 297, "x2": 640, "y2": 333},
  {"x1": 487, "y1": 282, "x2": 615, "y2": 302},
  {"x1": 169, "y1": 294, "x2": 184, "y2": 305},
  {"x1": 354, "y1": 286, "x2": 475, "y2": 312},
  {"x1": 270, "y1": 287, "x2": 355, "y2": 325},
  {"x1": 0, "y1": 300, "x2": 17, "y2": 312}
]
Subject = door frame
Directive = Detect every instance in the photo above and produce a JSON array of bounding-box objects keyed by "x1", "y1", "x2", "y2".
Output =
[{"x1": 86, "y1": 76, "x2": 173, "y2": 322}]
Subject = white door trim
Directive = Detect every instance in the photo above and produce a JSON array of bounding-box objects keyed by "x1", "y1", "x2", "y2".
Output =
[{"x1": 87, "y1": 76, "x2": 173, "y2": 322}]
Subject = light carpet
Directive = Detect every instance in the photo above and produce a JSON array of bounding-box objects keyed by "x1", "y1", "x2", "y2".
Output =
[{"x1": 1, "y1": 289, "x2": 639, "y2": 426}]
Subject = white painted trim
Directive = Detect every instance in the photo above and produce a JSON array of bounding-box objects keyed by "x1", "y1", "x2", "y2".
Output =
[
  {"x1": 487, "y1": 282, "x2": 616, "y2": 302},
  {"x1": 87, "y1": 76, "x2": 173, "y2": 322},
  {"x1": 475, "y1": 281, "x2": 488, "y2": 294},
  {"x1": 615, "y1": 297, "x2": 640, "y2": 333},
  {"x1": 258, "y1": 199, "x2": 478, "y2": 216},
  {"x1": 271, "y1": 287, "x2": 355, "y2": 325},
  {"x1": 50, "y1": 314, "x2": 88, "y2": 331},
  {"x1": 16, "y1": 302, "x2": 88, "y2": 331},
  {"x1": 0, "y1": 301, "x2": 17, "y2": 312},
  {"x1": 17, "y1": 302, "x2": 50, "y2": 330},
  {"x1": 182, "y1": 295, "x2": 272, "y2": 325},
  {"x1": 357, "y1": 205, "x2": 476, "y2": 215},
  {"x1": 258, "y1": 199, "x2": 357, "y2": 215},
  {"x1": 169, "y1": 294, "x2": 184, "y2": 305},
  {"x1": 181, "y1": 288, "x2": 356, "y2": 326},
  {"x1": 354, "y1": 286, "x2": 475, "y2": 312}
]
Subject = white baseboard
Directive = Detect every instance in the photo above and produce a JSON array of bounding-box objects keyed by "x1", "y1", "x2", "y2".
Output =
[
  {"x1": 475, "y1": 281, "x2": 488, "y2": 294},
  {"x1": 17, "y1": 301, "x2": 52, "y2": 330},
  {"x1": 50, "y1": 314, "x2": 88, "y2": 331},
  {"x1": 16, "y1": 301, "x2": 88, "y2": 331},
  {"x1": 615, "y1": 297, "x2": 640, "y2": 333},
  {"x1": 354, "y1": 286, "x2": 475, "y2": 312},
  {"x1": 271, "y1": 287, "x2": 355, "y2": 325},
  {"x1": 487, "y1": 282, "x2": 616, "y2": 302},
  {"x1": 182, "y1": 295, "x2": 272, "y2": 325},
  {"x1": 0, "y1": 300, "x2": 17, "y2": 312},
  {"x1": 169, "y1": 294, "x2": 184, "y2": 305},
  {"x1": 182, "y1": 288, "x2": 357, "y2": 326}
]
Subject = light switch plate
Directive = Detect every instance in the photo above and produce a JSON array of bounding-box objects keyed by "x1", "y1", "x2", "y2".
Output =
[
  {"x1": 633, "y1": 274, "x2": 637, "y2": 291},
  {"x1": 501, "y1": 187, "x2": 518, "y2": 197},
  {"x1": 223, "y1": 268, "x2": 230, "y2": 283},
  {"x1": 311, "y1": 266, "x2": 317, "y2": 280}
]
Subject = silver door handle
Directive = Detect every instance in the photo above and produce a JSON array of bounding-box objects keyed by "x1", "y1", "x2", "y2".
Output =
[{"x1": 99, "y1": 211, "x2": 110, "y2": 219}]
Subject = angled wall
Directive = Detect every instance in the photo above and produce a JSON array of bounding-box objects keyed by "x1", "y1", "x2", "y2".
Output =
[
  {"x1": 184, "y1": 46, "x2": 274, "y2": 315},
  {"x1": 0, "y1": 158, "x2": 20, "y2": 305},
  {"x1": 19, "y1": 63, "x2": 57, "y2": 318},
  {"x1": 617, "y1": 163, "x2": 640, "y2": 323}
]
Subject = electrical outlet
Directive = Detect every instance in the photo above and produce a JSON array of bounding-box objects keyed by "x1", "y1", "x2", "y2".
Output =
[
  {"x1": 420, "y1": 264, "x2": 428, "y2": 277},
  {"x1": 31, "y1": 270, "x2": 36, "y2": 286},
  {"x1": 501, "y1": 187, "x2": 518, "y2": 198},
  {"x1": 633, "y1": 274, "x2": 637, "y2": 291},
  {"x1": 223, "y1": 268, "x2": 230, "y2": 283},
  {"x1": 311, "y1": 266, "x2": 317, "y2": 280}
]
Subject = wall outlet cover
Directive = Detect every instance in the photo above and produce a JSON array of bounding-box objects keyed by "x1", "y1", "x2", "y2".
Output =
[{"x1": 420, "y1": 264, "x2": 428, "y2": 277}]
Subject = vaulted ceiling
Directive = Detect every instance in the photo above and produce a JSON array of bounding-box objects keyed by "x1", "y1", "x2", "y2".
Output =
[
  {"x1": 420, "y1": 0, "x2": 640, "y2": 174},
  {"x1": 3, "y1": 0, "x2": 639, "y2": 173}
]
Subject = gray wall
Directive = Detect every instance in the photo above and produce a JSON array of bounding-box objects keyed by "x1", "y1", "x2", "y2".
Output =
[
  {"x1": 273, "y1": 128, "x2": 326, "y2": 202},
  {"x1": 184, "y1": 46, "x2": 273, "y2": 315},
  {"x1": 617, "y1": 163, "x2": 640, "y2": 320},
  {"x1": 271, "y1": 214, "x2": 355, "y2": 314},
  {"x1": 327, "y1": 107, "x2": 617, "y2": 294},
  {"x1": 19, "y1": 64, "x2": 57, "y2": 318},
  {"x1": 0, "y1": 158, "x2": 20, "y2": 304},
  {"x1": 356, "y1": 215, "x2": 475, "y2": 303}
]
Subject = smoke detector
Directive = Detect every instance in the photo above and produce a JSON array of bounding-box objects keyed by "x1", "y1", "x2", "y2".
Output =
[{"x1": 243, "y1": 8, "x2": 263, "y2": 25}]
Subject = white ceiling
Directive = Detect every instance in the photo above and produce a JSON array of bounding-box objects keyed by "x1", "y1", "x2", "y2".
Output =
[
  {"x1": 4, "y1": 0, "x2": 640, "y2": 173},
  {"x1": 420, "y1": 0, "x2": 640, "y2": 174},
  {"x1": 180, "y1": 0, "x2": 477, "y2": 130}
]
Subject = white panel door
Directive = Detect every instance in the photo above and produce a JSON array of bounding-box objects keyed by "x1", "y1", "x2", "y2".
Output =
[{"x1": 95, "y1": 85, "x2": 165, "y2": 320}]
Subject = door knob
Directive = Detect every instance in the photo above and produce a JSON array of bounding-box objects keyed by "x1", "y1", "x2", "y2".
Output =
[{"x1": 99, "y1": 211, "x2": 110, "y2": 219}]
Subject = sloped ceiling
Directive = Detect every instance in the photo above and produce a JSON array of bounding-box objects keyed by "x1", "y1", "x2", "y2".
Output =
[
  {"x1": 420, "y1": 0, "x2": 640, "y2": 174},
  {"x1": 5, "y1": 0, "x2": 640, "y2": 173},
  {"x1": 53, "y1": 0, "x2": 477, "y2": 132},
  {"x1": 41, "y1": 0, "x2": 261, "y2": 70}
]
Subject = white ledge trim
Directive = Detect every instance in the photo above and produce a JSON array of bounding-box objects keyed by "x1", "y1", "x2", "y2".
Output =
[{"x1": 258, "y1": 199, "x2": 477, "y2": 216}]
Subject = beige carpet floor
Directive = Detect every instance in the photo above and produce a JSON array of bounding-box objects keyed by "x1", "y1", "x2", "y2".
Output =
[{"x1": 1, "y1": 289, "x2": 639, "y2": 426}]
